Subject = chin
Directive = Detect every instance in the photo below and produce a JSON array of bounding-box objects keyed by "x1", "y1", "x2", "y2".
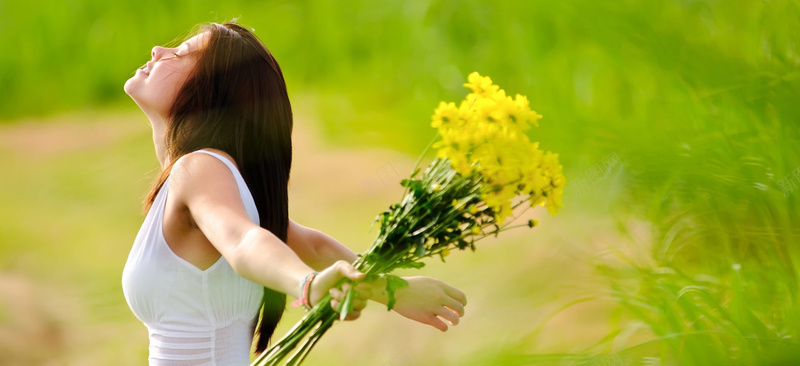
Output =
[
  {"x1": 123, "y1": 77, "x2": 138, "y2": 97},
  {"x1": 124, "y1": 78, "x2": 151, "y2": 110}
]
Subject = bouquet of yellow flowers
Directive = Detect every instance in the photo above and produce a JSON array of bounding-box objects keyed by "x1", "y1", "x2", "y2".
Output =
[{"x1": 252, "y1": 72, "x2": 565, "y2": 365}]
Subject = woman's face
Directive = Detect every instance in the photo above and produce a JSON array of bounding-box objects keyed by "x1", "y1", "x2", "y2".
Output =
[{"x1": 124, "y1": 32, "x2": 209, "y2": 121}]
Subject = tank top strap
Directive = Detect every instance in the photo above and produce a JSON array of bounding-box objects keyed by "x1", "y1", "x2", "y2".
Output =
[{"x1": 190, "y1": 149, "x2": 240, "y2": 178}]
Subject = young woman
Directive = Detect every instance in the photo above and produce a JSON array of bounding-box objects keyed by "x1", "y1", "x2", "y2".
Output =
[{"x1": 121, "y1": 21, "x2": 467, "y2": 365}]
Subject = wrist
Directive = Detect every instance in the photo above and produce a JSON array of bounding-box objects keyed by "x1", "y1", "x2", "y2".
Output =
[
  {"x1": 368, "y1": 276, "x2": 390, "y2": 305},
  {"x1": 290, "y1": 271, "x2": 318, "y2": 310}
]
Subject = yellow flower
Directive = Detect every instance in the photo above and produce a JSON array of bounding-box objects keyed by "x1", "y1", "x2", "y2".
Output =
[
  {"x1": 433, "y1": 72, "x2": 565, "y2": 222},
  {"x1": 471, "y1": 226, "x2": 481, "y2": 235},
  {"x1": 530, "y1": 195, "x2": 546, "y2": 207},
  {"x1": 441, "y1": 248, "x2": 451, "y2": 257},
  {"x1": 545, "y1": 187, "x2": 563, "y2": 216},
  {"x1": 463, "y1": 72, "x2": 499, "y2": 98},
  {"x1": 431, "y1": 101, "x2": 460, "y2": 129}
]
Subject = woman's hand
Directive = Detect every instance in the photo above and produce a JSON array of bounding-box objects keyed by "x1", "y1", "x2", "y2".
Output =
[
  {"x1": 379, "y1": 276, "x2": 467, "y2": 332},
  {"x1": 309, "y1": 260, "x2": 373, "y2": 321},
  {"x1": 328, "y1": 280, "x2": 375, "y2": 321}
]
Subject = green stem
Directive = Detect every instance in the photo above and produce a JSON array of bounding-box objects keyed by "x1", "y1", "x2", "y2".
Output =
[
  {"x1": 400, "y1": 133, "x2": 439, "y2": 200},
  {"x1": 290, "y1": 316, "x2": 337, "y2": 365}
]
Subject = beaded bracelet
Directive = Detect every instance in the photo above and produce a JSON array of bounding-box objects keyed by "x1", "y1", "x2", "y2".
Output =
[{"x1": 290, "y1": 271, "x2": 318, "y2": 311}]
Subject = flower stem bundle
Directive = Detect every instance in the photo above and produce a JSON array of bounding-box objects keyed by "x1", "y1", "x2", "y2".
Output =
[{"x1": 252, "y1": 72, "x2": 565, "y2": 366}]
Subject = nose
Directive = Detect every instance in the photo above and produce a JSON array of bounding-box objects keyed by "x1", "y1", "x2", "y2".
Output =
[{"x1": 151, "y1": 46, "x2": 166, "y2": 60}]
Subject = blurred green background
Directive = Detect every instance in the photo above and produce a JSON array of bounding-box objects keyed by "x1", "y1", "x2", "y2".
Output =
[{"x1": 2, "y1": 0, "x2": 800, "y2": 365}]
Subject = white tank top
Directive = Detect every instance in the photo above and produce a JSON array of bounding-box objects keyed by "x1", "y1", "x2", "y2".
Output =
[{"x1": 122, "y1": 149, "x2": 264, "y2": 366}]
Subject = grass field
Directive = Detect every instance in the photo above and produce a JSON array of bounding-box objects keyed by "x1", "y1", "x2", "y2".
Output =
[
  {"x1": 2, "y1": 0, "x2": 800, "y2": 365},
  {"x1": 0, "y1": 105, "x2": 631, "y2": 365}
]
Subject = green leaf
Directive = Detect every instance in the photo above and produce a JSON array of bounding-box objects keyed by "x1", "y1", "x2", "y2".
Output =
[
  {"x1": 398, "y1": 261, "x2": 425, "y2": 269},
  {"x1": 381, "y1": 274, "x2": 409, "y2": 311},
  {"x1": 411, "y1": 213, "x2": 441, "y2": 236},
  {"x1": 409, "y1": 180, "x2": 424, "y2": 194},
  {"x1": 414, "y1": 236, "x2": 426, "y2": 257},
  {"x1": 338, "y1": 284, "x2": 356, "y2": 322}
]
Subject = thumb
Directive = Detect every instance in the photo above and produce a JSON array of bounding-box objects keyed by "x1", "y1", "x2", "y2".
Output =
[{"x1": 340, "y1": 263, "x2": 366, "y2": 281}]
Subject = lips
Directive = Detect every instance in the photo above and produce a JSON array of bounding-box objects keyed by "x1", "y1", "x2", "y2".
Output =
[{"x1": 139, "y1": 61, "x2": 153, "y2": 76}]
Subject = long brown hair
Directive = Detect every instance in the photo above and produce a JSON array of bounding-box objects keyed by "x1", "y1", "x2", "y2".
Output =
[{"x1": 142, "y1": 21, "x2": 292, "y2": 354}]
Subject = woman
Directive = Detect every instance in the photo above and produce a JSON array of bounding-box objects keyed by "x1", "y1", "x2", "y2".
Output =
[{"x1": 121, "y1": 21, "x2": 468, "y2": 365}]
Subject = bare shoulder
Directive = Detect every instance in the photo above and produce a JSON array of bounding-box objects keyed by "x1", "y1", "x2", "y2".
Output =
[
  {"x1": 163, "y1": 150, "x2": 263, "y2": 264},
  {"x1": 168, "y1": 150, "x2": 240, "y2": 202}
]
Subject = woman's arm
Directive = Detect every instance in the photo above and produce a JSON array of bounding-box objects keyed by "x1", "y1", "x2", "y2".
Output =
[
  {"x1": 286, "y1": 219, "x2": 358, "y2": 271},
  {"x1": 290, "y1": 221, "x2": 468, "y2": 331},
  {"x1": 169, "y1": 152, "x2": 366, "y2": 312}
]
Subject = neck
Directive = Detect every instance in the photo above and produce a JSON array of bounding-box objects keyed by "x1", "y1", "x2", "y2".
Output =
[{"x1": 146, "y1": 113, "x2": 169, "y2": 170}]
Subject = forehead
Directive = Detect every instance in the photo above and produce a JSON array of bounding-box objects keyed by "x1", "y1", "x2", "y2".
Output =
[{"x1": 182, "y1": 31, "x2": 211, "y2": 52}]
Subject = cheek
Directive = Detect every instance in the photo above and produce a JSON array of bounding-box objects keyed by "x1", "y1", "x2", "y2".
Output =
[
  {"x1": 150, "y1": 75, "x2": 183, "y2": 107},
  {"x1": 125, "y1": 67, "x2": 190, "y2": 115}
]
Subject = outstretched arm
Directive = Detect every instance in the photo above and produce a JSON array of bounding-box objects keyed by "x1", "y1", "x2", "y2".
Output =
[
  {"x1": 169, "y1": 152, "x2": 367, "y2": 318},
  {"x1": 287, "y1": 220, "x2": 468, "y2": 331},
  {"x1": 285, "y1": 219, "x2": 359, "y2": 271}
]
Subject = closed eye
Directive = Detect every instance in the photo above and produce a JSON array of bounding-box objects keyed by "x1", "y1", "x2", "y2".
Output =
[{"x1": 157, "y1": 51, "x2": 181, "y2": 62}]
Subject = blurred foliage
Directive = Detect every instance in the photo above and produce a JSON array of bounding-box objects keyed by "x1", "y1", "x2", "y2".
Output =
[
  {"x1": 3, "y1": 0, "x2": 800, "y2": 365},
  {"x1": 3, "y1": 0, "x2": 795, "y2": 153}
]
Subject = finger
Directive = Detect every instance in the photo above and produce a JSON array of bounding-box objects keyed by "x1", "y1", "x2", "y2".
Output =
[
  {"x1": 340, "y1": 283, "x2": 372, "y2": 301},
  {"x1": 442, "y1": 295, "x2": 466, "y2": 317},
  {"x1": 352, "y1": 298, "x2": 367, "y2": 311},
  {"x1": 443, "y1": 285, "x2": 467, "y2": 306},
  {"x1": 330, "y1": 299, "x2": 340, "y2": 312},
  {"x1": 344, "y1": 310, "x2": 361, "y2": 321},
  {"x1": 340, "y1": 283, "x2": 368, "y2": 300},
  {"x1": 436, "y1": 307, "x2": 460, "y2": 326},
  {"x1": 355, "y1": 282, "x2": 374, "y2": 298},
  {"x1": 426, "y1": 314, "x2": 448, "y2": 332},
  {"x1": 347, "y1": 271, "x2": 366, "y2": 281},
  {"x1": 345, "y1": 264, "x2": 367, "y2": 281},
  {"x1": 354, "y1": 288, "x2": 373, "y2": 300},
  {"x1": 329, "y1": 288, "x2": 344, "y2": 301},
  {"x1": 355, "y1": 282, "x2": 373, "y2": 291},
  {"x1": 358, "y1": 290, "x2": 373, "y2": 300},
  {"x1": 337, "y1": 261, "x2": 366, "y2": 281}
]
